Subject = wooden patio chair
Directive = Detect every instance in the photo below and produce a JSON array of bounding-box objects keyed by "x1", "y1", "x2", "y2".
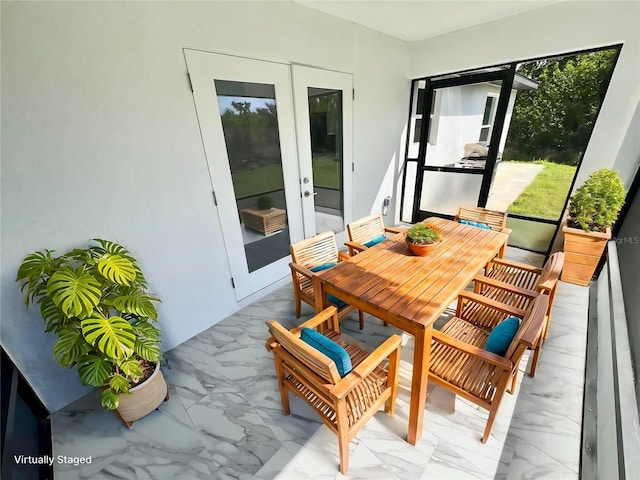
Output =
[
  {"x1": 290, "y1": 231, "x2": 364, "y2": 329},
  {"x1": 345, "y1": 213, "x2": 405, "y2": 256},
  {"x1": 429, "y1": 293, "x2": 548, "y2": 443},
  {"x1": 265, "y1": 306, "x2": 402, "y2": 474},
  {"x1": 454, "y1": 206, "x2": 510, "y2": 257},
  {"x1": 468, "y1": 252, "x2": 565, "y2": 375}
]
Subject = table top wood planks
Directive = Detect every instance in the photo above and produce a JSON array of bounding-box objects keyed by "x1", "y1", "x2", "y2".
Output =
[{"x1": 313, "y1": 217, "x2": 510, "y2": 445}]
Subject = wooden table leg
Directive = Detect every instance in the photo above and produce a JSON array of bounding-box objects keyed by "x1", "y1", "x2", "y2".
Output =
[
  {"x1": 407, "y1": 327, "x2": 431, "y2": 445},
  {"x1": 313, "y1": 275, "x2": 327, "y2": 313}
]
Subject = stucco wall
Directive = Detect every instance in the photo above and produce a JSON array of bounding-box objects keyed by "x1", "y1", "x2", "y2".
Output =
[{"x1": 0, "y1": 1, "x2": 409, "y2": 412}]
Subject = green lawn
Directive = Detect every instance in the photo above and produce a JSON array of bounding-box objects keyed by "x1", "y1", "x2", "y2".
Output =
[
  {"x1": 232, "y1": 164, "x2": 284, "y2": 199},
  {"x1": 507, "y1": 160, "x2": 577, "y2": 219},
  {"x1": 312, "y1": 154, "x2": 340, "y2": 189},
  {"x1": 230, "y1": 154, "x2": 340, "y2": 199}
]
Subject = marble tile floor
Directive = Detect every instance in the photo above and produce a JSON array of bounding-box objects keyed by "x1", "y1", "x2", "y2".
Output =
[{"x1": 51, "y1": 248, "x2": 588, "y2": 480}]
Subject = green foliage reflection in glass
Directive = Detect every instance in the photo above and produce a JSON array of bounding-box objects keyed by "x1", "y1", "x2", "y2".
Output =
[{"x1": 16, "y1": 239, "x2": 162, "y2": 411}]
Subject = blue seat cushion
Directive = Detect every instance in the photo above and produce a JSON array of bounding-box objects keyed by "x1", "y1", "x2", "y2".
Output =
[
  {"x1": 363, "y1": 234, "x2": 387, "y2": 248},
  {"x1": 308, "y1": 263, "x2": 348, "y2": 309},
  {"x1": 310, "y1": 262, "x2": 337, "y2": 272},
  {"x1": 327, "y1": 294, "x2": 347, "y2": 309},
  {"x1": 459, "y1": 219, "x2": 492, "y2": 230},
  {"x1": 484, "y1": 317, "x2": 520, "y2": 356},
  {"x1": 300, "y1": 328, "x2": 352, "y2": 377}
]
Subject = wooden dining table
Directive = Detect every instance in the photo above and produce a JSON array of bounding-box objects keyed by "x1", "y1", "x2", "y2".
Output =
[{"x1": 313, "y1": 217, "x2": 510, "y2": 445}]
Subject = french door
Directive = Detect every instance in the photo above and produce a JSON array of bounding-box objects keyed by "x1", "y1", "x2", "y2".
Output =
[
  {"x1": 184, "y1": 50, "x2": 352, "y2": 300},
  {"x1": 291, "y1": 65, "x2": 353, "y2": 245}
]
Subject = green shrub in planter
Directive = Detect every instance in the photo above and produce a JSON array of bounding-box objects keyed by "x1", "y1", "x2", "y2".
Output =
[
  {"x1": 16, "y1": 239, "x2": 162, "y2": 411},
  {"x1": 567, "y1": 168, "x2": 625, "y2": 232},
  {"x1": 257, "y1": 195, "x2": 275, "y2": 210}
]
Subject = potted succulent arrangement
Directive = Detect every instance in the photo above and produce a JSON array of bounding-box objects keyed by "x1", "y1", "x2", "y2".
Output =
[
  {"x1": 562, "y1": 168, "x2": 625, "y2": 286},
  {"x1": 406, "y1": 221, "x2": 443, "y2": 256},
  {"x1": 16, "y1": 239, "x2": 167, "y2": 427}
]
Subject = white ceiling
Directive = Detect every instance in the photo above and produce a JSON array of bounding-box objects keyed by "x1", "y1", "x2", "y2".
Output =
[{"x1": 297, "y1": 1, "x2": 563, "y2": 42}]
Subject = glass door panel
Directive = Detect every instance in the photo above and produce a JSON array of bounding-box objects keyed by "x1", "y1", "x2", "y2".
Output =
[
  {"x1": 308, "y1": 87, "x2": 344, "y2": 234},
  {"x1": 215, "y1": 80, "x2": 290, "y2": 273}
]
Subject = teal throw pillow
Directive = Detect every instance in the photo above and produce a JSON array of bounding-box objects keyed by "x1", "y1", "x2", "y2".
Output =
[
  {"x1": 363, "y1": 234, "x2": 387, "y2": 248},
  {"x1": 484, "y1": 317, "x2": 520, "y2": 356},
  {"x1": 300, "y1": 328, "x2": 352, "y2": 377},
  {"x1": 459, "y1": 219, "x2": 492, "y2": 230}
]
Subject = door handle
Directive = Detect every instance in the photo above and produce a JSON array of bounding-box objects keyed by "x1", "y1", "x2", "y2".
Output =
[{"x1": 303, "y1": 191, "x2": 318, "y2": 198}]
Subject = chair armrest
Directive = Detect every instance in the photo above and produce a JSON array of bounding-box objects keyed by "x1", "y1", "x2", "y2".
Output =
[
  {"x1": 293, "y1": 306, "x2": 340, "y2": 333},
  {"x1": 473, "y1": 275, "x2": 540, "y2": 299},
  {"x1": 384, "y1": 226, "x2": 406, "y2": 235},
  {"x1": 457, "y1": 291, "x2": 527, "y2": 319},
  {"x1": 338, "y1": 251, "x2": 351, "y2": 262},
  {"x1": 289, "y1": 262, "x2": 316, "y2": 279},
  {"x1": 488, "y1": 258, "x2": 542, "y2": 274},
  {"x1": 431, "y1": 330, "x2": 513, "y2": 370},
  {"x1": 500, "y1": 227, "x2": 512, "y2": 235},
  {"x1": 344, "y1": 240, "x2": 368, "y2": 254},
  {"x1": 330, "y1": 334, "x2": 402, "y2": 399}
]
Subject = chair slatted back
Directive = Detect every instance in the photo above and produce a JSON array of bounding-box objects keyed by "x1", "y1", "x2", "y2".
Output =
[
  {"x1": 266, "y1": 320, "x2": 342, "y2": 385},
  {"x1": 347, "y1": 214, "x2": 386, "y2": 245},
  {"x1": 290, "y1": 231, "x2": 339, "y2": 269},
  {"x1": 455, "y1": 207, "x2": 507, "y2": 231},
  {"x1": 505, "y1": 294, "x2": 548, "y2": 360}
]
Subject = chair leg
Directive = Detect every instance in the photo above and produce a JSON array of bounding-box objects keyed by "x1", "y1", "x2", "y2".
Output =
[
  {"x1": 295, "y1": 296, "x2": 301, "y2": 319},
  {"x1": 482, "y1": 377, "x2": 509, "y2": 443},
  {"x1": 508, "y1": 369, "x2": 518, "y2": 394},
  {"x1": 358, "y1": 310, "x2": 364, "y2": 330},
  {"x1": 338, "y1": 433, "x2": 349, "y2": 474},
  {"x1": 529, "y1": 347, "x2": 541, "y2": 377},
  {"x1": 273, "y1": 354, "x2": 291, "y2": 415}
]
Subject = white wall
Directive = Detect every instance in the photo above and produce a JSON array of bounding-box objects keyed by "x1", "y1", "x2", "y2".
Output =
[
  {"x1": 408, "y1": 0, "x2": 640, "y2": 190},
  {"x1": 0, "y1": 1, "x2": 408, "y2": 412}
]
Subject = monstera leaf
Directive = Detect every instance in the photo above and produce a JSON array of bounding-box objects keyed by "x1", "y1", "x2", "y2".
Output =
[
  {"x1": 101, "y1": 389, "x2": 120, "y2": 410},
  {"x1": 47, "y1": 267, "x2": 102, "y2": 318},
  {"x1": 52, "y1": 327, "x2": 89, "y2": 366},
  {"x1": 77, "y1": 354, "x2": 113, "y2": 387},
  {"x1": 109, "y1": 374, "x2": 131, "y2": 394},
  {"x1": 39, "y1": 297, "x2": 68, "y2": 332},
  {"x1": 97, "y1": 254, "x2": 136, "y2": 286},
  {"x1": 16, "y1": 250, "x2": 65, "y2": 305},
  {"x1": 81, "y1": 315, "x2": 135, "y2": 360},
  {"x1": 119, "y1": 358, "x2": 144, "y2": 379},
  {"x1": 106, "y1": 287, "x2": 160, "y2": 320}
]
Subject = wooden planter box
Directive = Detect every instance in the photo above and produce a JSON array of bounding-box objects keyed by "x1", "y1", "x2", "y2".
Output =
[
  {"x1": 561, "y1": 225, "x2": 611, "y2": 286},
  {"x1": 240, "y1": 207, "x2": 286, "y2": 236}
]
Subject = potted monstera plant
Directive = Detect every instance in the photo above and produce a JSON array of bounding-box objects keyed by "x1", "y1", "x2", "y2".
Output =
[
  {"x1": 562, "y1": 169, "x2": 625, "y2": 285},
  {"x1": 16, "y1": 239, "x2": 167, "y2": 427}
]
